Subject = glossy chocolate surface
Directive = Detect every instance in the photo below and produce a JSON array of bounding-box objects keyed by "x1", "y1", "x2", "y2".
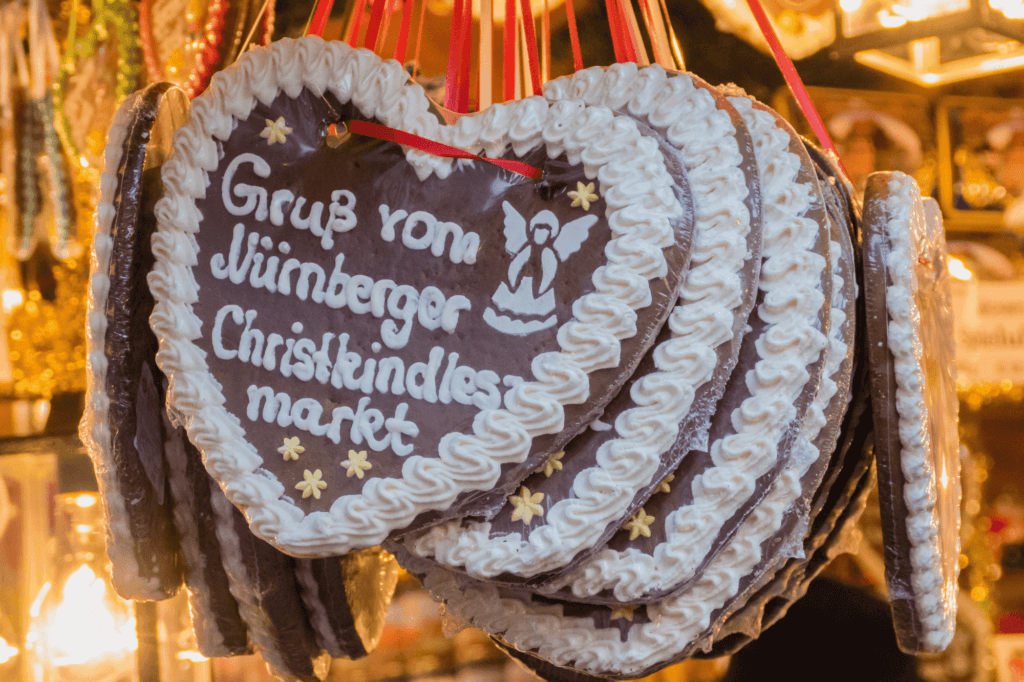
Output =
[
  {"x1": 103, "y1": 82, "x2": 189, "y2": 598},
  {"x1": 189, "y1": 88, "x2": 683, "y2": 522}
]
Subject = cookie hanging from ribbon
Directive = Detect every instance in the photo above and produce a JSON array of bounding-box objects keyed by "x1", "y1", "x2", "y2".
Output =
[{"x1": 150, "y1": 37, "x2": 688, "y2": 557}]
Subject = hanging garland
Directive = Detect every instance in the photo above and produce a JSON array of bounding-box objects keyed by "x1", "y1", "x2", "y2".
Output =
[{"x1": 53, "y1": 0, "x2": 141, "y2": 164}]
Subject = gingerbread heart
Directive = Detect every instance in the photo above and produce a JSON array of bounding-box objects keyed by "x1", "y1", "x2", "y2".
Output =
[
  {"x1": 402, "y1": 64, "x2": 763, "y2": 584},
  {"x1": 149, "y1": 37, "x2": 688, "y2": 557},
  {"x1": 82, "y1": 82, "x2": 189, "y2": 601},
  {"x1": 863, "y1": 173, "x2": 960, "y2": 654}
]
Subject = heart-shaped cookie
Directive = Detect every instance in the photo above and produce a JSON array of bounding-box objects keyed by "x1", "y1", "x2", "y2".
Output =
[
  {"x1": 82, "y1": 81, "x2": 189, "y2": 601},
  {"x1": 149, "y1": 37, "x2": 686, "y2": 556},
  {"x1": 402, "y1": 63, "x2": 763, "y2": 583},
  {"x1": 862, "y1": 173, "x2": 960, "y2": 654},
  {"x1": 531, "y1": 90, "x2": 833, "y2": 605}
]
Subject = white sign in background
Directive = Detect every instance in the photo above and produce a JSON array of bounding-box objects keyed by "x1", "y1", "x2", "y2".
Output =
[{"x1": 952, "y1": 281, "x2": 1024, "y2": 388}]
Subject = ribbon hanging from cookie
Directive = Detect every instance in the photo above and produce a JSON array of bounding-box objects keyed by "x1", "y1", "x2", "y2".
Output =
[{"x1": 744, "y1": 0, "x2": 844, "y2": 170}]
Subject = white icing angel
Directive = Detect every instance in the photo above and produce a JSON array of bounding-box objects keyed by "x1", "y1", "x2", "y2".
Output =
[{"x1": 483, "y1": 201, "x2": 598, "y2": 335}]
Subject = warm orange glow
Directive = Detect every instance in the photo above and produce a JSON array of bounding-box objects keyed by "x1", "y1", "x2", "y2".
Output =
[
  {"x1": 948, "y1": 256, "x2": 974, "y2": 281},
  {"x1": 177, "y1": 650, "x2": 210, "y2": 663},
  {"x1": 1, "y1": 289, "x2": 24, "y2": 313},
  {"x1": 0, "y1": 635, "x2": 17, "y2": 665},
  {"x1": 867, "y1": 0, "x2": 970, "y2": 26},
  {"x1": 855, "y1": 46, "x2": 1024, "y2": 86},
  {"x1": 989, "y1": 0, "x2": 1024, "y2": 18},
  {"x1": 46, "y1": 566, "x2": 137, "y2": 666},
  {"x1": 73, "y1": 493, "x2": 98, "y2": 509},
  {"x1": 27, "y1": 565, "x2": 137, "y2": 678}
]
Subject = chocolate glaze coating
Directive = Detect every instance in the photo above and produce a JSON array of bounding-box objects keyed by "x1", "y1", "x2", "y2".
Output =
[
  {"x1": 530, "y1": 96, "x2": 828, "y2": 604},
  {"x1": 685, "y1": 182, "x2": 871, "y2": 658},
  {"x1": 103, "y1": 82, "x2": 188, "y2": 599},
  {"x1": 412, "y1": 112, "x2": 698, "y2": 581},
  {"x1": 691, "y1": 445, "x2": 876, "y2": 659},
  {"x1": 170, "y1": 429, "x2": 252, "y2": 656},
  {"x1": 441, "y1": 114, "x2": 696, "y2": 526},
  {"x1": 426, "y1": 80, "x2": 764, "y2": 589},
  {"x1": 413, "y1": 76, "x2": 768, "y2": 591},
  {"x1": 216, "y1": 484, "x2": 327, "y2": 680},
  {"x1": 685, "y1": 139, "x2": 873, "y2": 660},
  {"x1": 189, "y1": 88, "x2": 682, "y2": 529},
  {"x1": 296, "y1": 549, "x2": 398, "y2": 660}
]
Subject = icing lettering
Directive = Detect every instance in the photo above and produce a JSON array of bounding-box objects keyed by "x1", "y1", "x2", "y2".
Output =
[
  {"x1": 246, "y1": 385, "x2": 419, "y2": 456},
  {"x1": 221, "y1": 155, "x2": 485, "y2": 265},
  {"x1": 211, "y1": 224, "x2": 472, "y2": 347},
  {"x1": 223, "y1": 154, "x2": 358, "y2": 251},
  {"x1": 378, "y1": 204, "x2": 479, "y2": 264},
  {"x1": 215, "y1": 305, "x2": 517, "y2": 415},
  {"x1": 222, "y1": 154, "x2": 271, "y2": 218}
]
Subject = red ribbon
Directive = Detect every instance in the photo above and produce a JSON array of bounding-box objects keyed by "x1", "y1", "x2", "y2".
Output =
[
  {"x1": 308, "y1": 0, "x2": 335, "y2": 37},
  {"x1": 743, "y1": 0, "x2": 845, "y2": 171},
  {"x1": 518, "y1": 0, "x2": 542, "y2": 94},
  {"x1": 363, "y1": 0, "x2": 388, "y2": 49},
  {"x1": 605, "y1": 0, "x2": 625, "y2": 63},
  {"x1": 413, "y1": 0, "x2": 428, "y2": 68},
  {"x1": 445, "y1": 0, "x2": 466, "y2": 111},
  {"x1": 348, "y1": 120, "x2": 544, "y2": 179},
  {"x1": 346, "y1": 0, "x2": 366, "y2": 43},
  {"x1": 565, "y1": 0, "x2": 583, "y2": 71},
  {"x1": 393, "y1": 0, "x2": 415, "y2": 63},
  {"x1": 503, "y1": 0, "x2": 516, "y2": 101},
  {"x1": 617, "y1": 0, "x2": 640, "y2": 63},
  {"x1": 458, "y1": 0, "x2": 473, "y2": 111}
]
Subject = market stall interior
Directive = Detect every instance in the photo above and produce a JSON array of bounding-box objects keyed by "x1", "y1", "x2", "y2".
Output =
[{"x1": 0, "y1": 0, "x2": 1022, "y2": 679}]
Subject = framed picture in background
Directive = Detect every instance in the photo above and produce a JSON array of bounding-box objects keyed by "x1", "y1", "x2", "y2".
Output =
[
  {"x1": 937, "y1": 96, "x2": 1024, "y2": 232},
  {"x1": 772, "y1": 86, "x2": 935, "y2": 199}
]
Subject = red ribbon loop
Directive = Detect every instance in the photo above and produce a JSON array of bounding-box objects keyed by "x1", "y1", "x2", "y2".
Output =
[
  {"x1": 308, "y1": 0, "x2": 335, "y2": 37},
  {"x1": 743, "y1": 0, "x2": 845, "y2": 171},
  {"x1": 564, "y1": 0, "x2": 583, "y2": 71},
  {"x1": 348, "y1": 119, "x2": 544, "y2": 180}
]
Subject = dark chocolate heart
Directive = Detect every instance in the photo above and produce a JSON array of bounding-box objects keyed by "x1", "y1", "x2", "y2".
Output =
[
  {"x1": 82, "y1": 81, "x2": 189, "y2": 601},
  {"x1": 149, "y1": 38, "x2": 687, "y2": 557},
  {"x1": 402, "y1": 64, "x2": 764, "y2": 584}
]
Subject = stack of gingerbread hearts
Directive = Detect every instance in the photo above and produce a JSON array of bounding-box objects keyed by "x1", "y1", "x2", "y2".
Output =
[
  {"x1": 83, "y1": 78, "x2": 401, "y2": 682},
  {"x1": 80, "y1": 35, "x2": 962, "y2": 681}
]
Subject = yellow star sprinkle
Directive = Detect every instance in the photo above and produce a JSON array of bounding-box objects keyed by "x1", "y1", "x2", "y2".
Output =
[
  {"x1": 278, "y1": 436, "x2": 304, "y2": 461},
  {"x1": 568, "y1": 181, "x2": 599, "y2": 211},
  {"x1": 658, "y1": 474, "x2": 675, "y2": 494},
  {"x1": 537, "y1": 451, "x2": 565, "y2": 477},
  {"x1": 610, "y1": 604, "x2": 635, "y2": 621},
  {"x1": 342, "y1": 450, "x2": 373, "y2": 479},
  {"x1": 623, "y1": 508, "x2": 654, "y2": 541},
  {"x1": 509, "y1": 486, "x2": 545, "y2": 524},
  {"x1": 295, "y1": 469, "x2": 327, "y2": 500},
  {"x1": 260, "y1": 116, "x2": 292, "y2": 145}
]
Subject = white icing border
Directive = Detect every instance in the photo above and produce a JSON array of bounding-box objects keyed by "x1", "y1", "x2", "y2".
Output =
[
  {"x1": 409, "y1": 212, "x2": 849, "y2": 677},
  {"x1": 148, "y1": 37, "x2": 680, "y2": 556},
  {"x1": 878, "y1": 173, "x2": 957, "y2": 651},
  {"x1": 543, "y1": 90, "x2": 828, "y2": 600},
  {"x1": 79, "y1": 90, "x2": 171, "y2": 600},
  {"x1": 405, "y1": 63, "x2": 753, "y2": 578}
]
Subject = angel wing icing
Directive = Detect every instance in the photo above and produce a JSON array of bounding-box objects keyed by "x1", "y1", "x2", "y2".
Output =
[{"x1": 485, "y1": 202, "x2": 598, "y2": 335}]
